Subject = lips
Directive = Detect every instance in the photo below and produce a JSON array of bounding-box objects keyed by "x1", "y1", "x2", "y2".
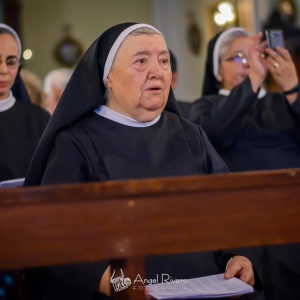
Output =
[
  {"x1": 0, "y1": 81, "x2": 8, "y2": 88},
  {"x1": 146, "y1": 86, "x2": 162, "y2": 91}
]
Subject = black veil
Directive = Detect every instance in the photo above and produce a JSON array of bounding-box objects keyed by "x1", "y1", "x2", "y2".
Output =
[{"x1": 24, "y1": 22, "x2": 181, "y2": 186}]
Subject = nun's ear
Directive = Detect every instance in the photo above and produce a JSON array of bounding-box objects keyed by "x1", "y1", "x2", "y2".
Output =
[
  {"x1": 217, "y1": 68, "x2": 223, "y2": 82},
  {"x1": 106, "y1": 74, "x2": 112, "y2": 89},
  {"x1": 217, "y1": 73, "x2": 222, "y2": 82}
]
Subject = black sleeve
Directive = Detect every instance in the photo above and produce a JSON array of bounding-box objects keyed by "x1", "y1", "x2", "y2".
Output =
[
  {"x1": 189, "y1": 77, "x2": 258, "y2": 148},
  {"x1": 287, "y1": 87, "x2": 300, "y2": 118},
  {"x1": 41, "y1": 130, "x2": 108, "y2": 300},
  {"x1": 198, "y1": 126, "x2": 229, "y2": 174},
  {"x1": 48, "y1": 262, "x2": 109, "y2": 300},
  {"x1": 41, "y1": 130, "x2": 95, "y2": 185}
]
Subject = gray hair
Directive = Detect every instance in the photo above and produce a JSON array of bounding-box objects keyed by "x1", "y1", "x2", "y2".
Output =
[
  {"x1": 105, "y1": 25, "x2": 164, "y2": 100},
  {"x1": 43, "y1": 68, "x2": 73, "y2": 96},
  {"x1": 218, "y1": 30, "x2": 251, "y2": 60},
  {"x1": 0, "y1": 24, "x2": 22, "y2": 59},
  {"x1": 212, "y1": 27, "x2": 250, "y2": 78},
  {"x1": 129, "y1": 27, "x2": 162, "y2": 36}
]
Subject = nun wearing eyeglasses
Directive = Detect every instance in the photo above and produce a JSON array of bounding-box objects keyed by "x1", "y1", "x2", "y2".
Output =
[
  {"x1": 189, "y1": 27, "x2": 300, "y2": 172},
  {"x1": 23, "y1": 23, "x2": 262, "y2": 300},
  {"x1": 0, "y1": 24, "x2": 50, "y2": 182},
  {"x1": 189, "y1": 27, "x2": 300, "y2": 300},
  {"x1": 0, "y1": 24, "x2": 49, "y2": 300}
]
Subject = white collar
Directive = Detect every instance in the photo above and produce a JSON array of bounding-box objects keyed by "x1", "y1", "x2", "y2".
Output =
[
  {"x1": 219, "y1": 86, "x2": 267, "y2": 99},
  {"x1": 0, "y1": 91, "x2": 16, "y2": 112},
  {"x1": 94, "y1": 105, "x2": 161, "y2": 127}
]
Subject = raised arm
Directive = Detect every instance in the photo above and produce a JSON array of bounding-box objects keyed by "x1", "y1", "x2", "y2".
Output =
[
  {"x1": 189, "y1": 33, "x2": 268, "y2": 148},
  {"x1": 265, "y1": 46, "x2": 300, "y2": 118},
  {"x1": 189, "y1": 79, "x2": 259, "y2": 148}
]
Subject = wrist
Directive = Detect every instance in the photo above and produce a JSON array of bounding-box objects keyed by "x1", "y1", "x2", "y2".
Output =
[{"x1": 283, "y1": 83, "x2": 299, "y2": 96}]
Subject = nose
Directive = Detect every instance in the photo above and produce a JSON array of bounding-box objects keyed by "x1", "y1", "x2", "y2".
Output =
[
  {"x1": 242, "y1": 58, "x2": 250, "y2": 69},
  {"x1": 148, "y1": 59, "x2": 163, "y2": 79},
  {"x1": 0, "y1": 61, "x2": 9, "y2": 74}
]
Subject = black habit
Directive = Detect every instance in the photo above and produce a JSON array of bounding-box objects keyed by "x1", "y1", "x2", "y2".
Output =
[
  {"x1": 0, "y1": 100, "x2": 50, "y2": 181},
  {"x1": 189, "y1": 27, "x2": 300, "y2": 300},
  {"x1": 24, "y1": 23, "x2": 264, "y2": 300},
  {"x1": 189, "y1": 77, "x2": 300, "y2": 172}
]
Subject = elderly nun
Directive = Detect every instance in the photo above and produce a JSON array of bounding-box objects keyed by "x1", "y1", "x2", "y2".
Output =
[
  {"x1": 24, "y1": 23, "x2": 260, "y2": 300},
  {"x1": 189, "y1": 27, "x2": 300, "y2": 172}
]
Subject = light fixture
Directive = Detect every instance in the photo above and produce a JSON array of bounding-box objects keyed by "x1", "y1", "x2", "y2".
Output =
[
  {"x1": 214, "y1": 12, "x2": 226, "y2": 26},
  {"x1": 213, "y1": 1, "x2": 236, "y2": 27},
  {"x1": 23, "y1": 49, "x2": 33, "y2": 60},
  {"x1": 224, "y1": 11, "x2": 235, "y2": 23},
  {"x1": 218, "y1": 2, "x2": 234, "y2": 14},
  {"x1": 281, "y1": 1, "x2": 293, "y2": 14}
]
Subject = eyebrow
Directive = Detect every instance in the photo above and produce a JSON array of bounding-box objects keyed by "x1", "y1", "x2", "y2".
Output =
[
  {"x1": 230, "y1": 50, "x2": 245, "y2": 55},
  {"x1": 133, "y1": 50, "x2": 170, "y2": 57},
  {"x1": 0, "y1": 55, "x2": 18, "y2": 59}
]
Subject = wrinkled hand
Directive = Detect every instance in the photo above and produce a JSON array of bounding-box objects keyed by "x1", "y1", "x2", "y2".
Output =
[
  {"x1": 224, "y1": 255, "x2": 255, "y2": 299},
  {"x1": 265, "y1": 46, "x2": 299, "y2": 91},
  {"x1": 248, "y1": 32, "x2": 268, "y2": 92}
]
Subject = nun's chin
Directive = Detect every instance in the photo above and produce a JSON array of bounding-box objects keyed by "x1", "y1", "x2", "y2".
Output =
[
  {"x1": 0, "y1": 90, "x2": 10, "y2": 101},
  {"x1": 134, "y1": 106, "x2": 164, "y2": 123}
]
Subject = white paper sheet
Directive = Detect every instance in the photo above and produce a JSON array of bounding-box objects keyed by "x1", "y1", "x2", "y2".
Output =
[
  {"x1": 0, "y1": 178, "x2": 25, "y2": 188},
  {"x1": 148, "y1": 273, "x2": 254, "y2": 299}
]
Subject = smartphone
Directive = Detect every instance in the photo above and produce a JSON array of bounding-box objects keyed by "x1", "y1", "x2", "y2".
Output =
[{"x1": 265, "y1": 29, "x2": 285, "y2": 53}]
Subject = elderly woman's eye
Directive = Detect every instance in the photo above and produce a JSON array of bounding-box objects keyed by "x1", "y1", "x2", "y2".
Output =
[
  {"x1": 137, "y1": 59, "x2": 145, "y2": 63},
  {"x1": 233, "y1": 56, "x2": 242, "y2": 63},
  {"x1": 6, "y1": 57, "x2": 18, "y2": 66}
]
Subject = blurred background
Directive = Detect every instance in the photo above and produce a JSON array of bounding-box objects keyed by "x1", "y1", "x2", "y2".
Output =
[{"x1": 0, "y1": 0, "x2": 299, "y2": 101}]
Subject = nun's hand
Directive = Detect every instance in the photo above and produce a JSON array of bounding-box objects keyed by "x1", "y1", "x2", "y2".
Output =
[
  {"x1": 248, "y1": 32, "x2": 268, "y2": 92},
  {"x1": 224, "y1": 256, "x2": 255, "y2": 294},
  {"x1": 97, "y1": 266, "x2": 112, "y2": 297},
  {"x1": 265, "y1": 46, "x2": 299, "y2": 104}
]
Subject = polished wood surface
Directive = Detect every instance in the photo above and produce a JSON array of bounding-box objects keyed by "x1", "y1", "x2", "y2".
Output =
[{"x1": 1, "y1": 168, "x2": 300, "y2": 272}]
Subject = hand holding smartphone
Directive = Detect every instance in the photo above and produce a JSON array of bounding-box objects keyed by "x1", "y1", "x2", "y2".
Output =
[{"x1": 265, "y1": 29, "x2": 285, "y2": 55}]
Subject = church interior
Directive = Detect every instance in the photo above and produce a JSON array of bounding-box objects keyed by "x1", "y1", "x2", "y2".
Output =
[{"x1": 1, "y1": 0, "x2": 300, "y2": 300}]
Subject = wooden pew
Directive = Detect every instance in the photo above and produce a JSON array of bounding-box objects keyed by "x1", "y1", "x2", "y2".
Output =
[{"x1": 1, "y1": 168, "x2": 300, "y2": 299}]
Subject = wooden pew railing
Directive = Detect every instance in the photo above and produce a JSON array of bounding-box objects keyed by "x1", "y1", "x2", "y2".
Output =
[{"x1": 1, "y1": 169, "x2": 300, "y2": 299}]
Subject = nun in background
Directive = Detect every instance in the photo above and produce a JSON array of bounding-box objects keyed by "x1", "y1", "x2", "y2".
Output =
[
  {"x1": 0, "y1": 24, "x2": 50, "y2": 182},
  {"x1": 0, "y1": 23, "x2": 50, "y2": 300},
  {"x1": 24, "y1": 23, "x2": 260, "y2": 300},
  {"x1": 188, "y1": 27, "x2": 300, "y2": 300},
  {"x1": 189, "y1": 27, "x2": 300, "y2": 172}
]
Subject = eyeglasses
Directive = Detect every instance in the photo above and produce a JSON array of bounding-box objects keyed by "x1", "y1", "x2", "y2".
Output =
[
  {"x1": 223, "y1": 52, "x2": 248, "y2": 64},
  {"x1": 0, "y1": 56, "x2": 20, "y2": 69}
]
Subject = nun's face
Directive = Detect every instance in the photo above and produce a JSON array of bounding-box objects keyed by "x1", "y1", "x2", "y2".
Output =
[
  {"x1": 106, "y1": 33, "x2": 172, "y2": 122},
  {"x1": 218, "y1": 36, "x2": 251, "y2": 90},
  {"x1": 0, "y1": 34, "x2": 19, "y2": 100}
]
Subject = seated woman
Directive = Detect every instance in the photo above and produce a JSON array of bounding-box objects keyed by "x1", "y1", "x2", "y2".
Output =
[
  {"x1": 25, "y1": 23, "x2": 259, "y2": 300},
  {"x1": 0, "y1": 23, "x2": 50, "y2": 182},
  {"x1": 188, "y1": 27, "x2": 300, "y2": 300}
]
